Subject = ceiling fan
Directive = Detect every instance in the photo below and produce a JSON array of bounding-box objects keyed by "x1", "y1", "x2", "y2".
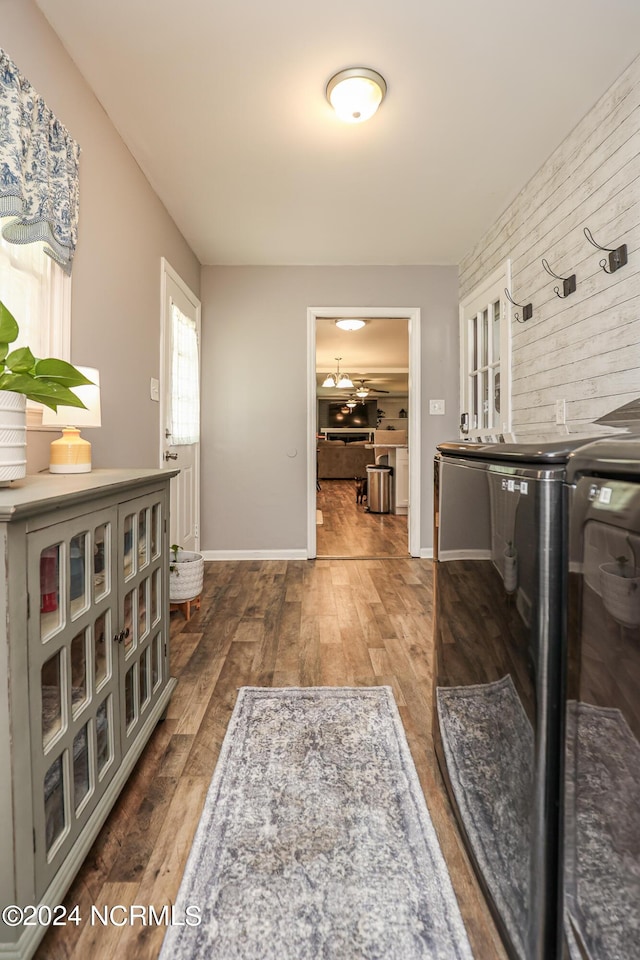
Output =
[{"x1": 353, "y1": 378, "x2": 390, "y2": 397}]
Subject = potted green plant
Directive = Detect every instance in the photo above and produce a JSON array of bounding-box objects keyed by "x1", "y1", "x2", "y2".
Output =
[
  {"x1": 0, "y1": 298, "x2": 92, "y2": 483},
  {"x1": 599, "y1": 538, "x2": 640, "y2": 627}
]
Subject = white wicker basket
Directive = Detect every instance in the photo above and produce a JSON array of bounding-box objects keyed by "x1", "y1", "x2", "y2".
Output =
[{"x1": 169, "y1": 549, "x2": 204, "y2": 601}]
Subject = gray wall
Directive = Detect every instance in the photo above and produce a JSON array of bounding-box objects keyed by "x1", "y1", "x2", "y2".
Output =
[
  {"x1": 200, "y1": 266, "x2": 459, "y2": 555},
  {"x1": 5, "y1": 0, "x2": 200, "y2": 470},
  {"x1": 459, "y1": 54, "x2": 640, "y2": 434}
]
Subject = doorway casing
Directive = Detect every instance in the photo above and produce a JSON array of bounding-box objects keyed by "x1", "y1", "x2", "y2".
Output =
[{"x1": 307, "y1": 306, "x2": 421, "y2": 558}]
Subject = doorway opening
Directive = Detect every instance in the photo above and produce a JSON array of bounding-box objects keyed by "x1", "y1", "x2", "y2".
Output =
[{"x1": 307, "y1": 307, "x2": 421, "y2": 559}]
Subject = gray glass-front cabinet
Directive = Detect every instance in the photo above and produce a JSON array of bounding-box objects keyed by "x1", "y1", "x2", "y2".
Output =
[{"x1": 0, "y1": 470, "x2": 177, "y2": 960}]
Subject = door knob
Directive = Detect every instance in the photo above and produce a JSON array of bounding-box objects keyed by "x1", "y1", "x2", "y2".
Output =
[{"x1": 164, "y1": 451, "x2": 178, "y2": 461}]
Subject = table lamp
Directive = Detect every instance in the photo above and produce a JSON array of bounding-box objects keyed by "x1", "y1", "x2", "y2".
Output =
[{"x1": 41, "y1": 366, "x2": 101, "y2": 473}]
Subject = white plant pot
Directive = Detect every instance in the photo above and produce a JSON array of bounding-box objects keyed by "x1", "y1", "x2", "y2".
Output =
[
  {"x1": 0, "y1": 391, "x2": 27, "y2": 485},
  {"x1": 169, "y1": 549, "x2": 205, "y2": 602},
  {"x1": 599, "y1": 562, "x2": 640, "y2": 627}
]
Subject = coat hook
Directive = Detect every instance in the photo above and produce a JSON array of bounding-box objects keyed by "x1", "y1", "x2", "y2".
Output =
[
  {"x1": 504, "y1": 287, "x2": 532, "y2": 323},
  {"x1": 541, "y1": 258, "x2": 576, "y2": 298},
  {"x1": 583, "y1": 227, "x2": 628, "y2": 274}
]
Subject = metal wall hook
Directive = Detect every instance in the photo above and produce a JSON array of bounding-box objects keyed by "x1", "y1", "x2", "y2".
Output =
[
  {"x1": 541, "y1": 258, "x2": 576, "y2": 298},
  {"x1": 504, "y1": 287, "x2": 532, "y2": 323},
  {"x1": 583, "y1": 226, "x2": 628, "y2": 274}
]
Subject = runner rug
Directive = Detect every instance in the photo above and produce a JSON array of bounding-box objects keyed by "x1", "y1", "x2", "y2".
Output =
[{"x1": 159, "y1": 686, "x2": 473, "y2": 960}]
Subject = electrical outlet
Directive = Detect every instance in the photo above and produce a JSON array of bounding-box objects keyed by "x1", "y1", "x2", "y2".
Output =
[
  {"x1": 429, "y1": 399, "x2": 445, "y2": 415},
  {"x1": 555, "y1": 399, "x2": 566, "y2": 425}
]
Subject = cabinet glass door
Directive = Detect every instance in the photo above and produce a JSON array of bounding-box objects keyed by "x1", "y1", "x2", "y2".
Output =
[
  {"x1": 28, "y1": 506, "x2": 121, "y2": 896},
  {"x1": 118, "y1": 492, "x2": 168, "y2": 755}
]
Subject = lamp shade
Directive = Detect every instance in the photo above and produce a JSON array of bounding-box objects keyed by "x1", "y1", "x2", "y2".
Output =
[{"x1": 41, "y1": 366, "x2": 101, "y2": 428}]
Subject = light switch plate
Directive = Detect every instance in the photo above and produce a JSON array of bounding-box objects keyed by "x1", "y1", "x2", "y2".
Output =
[
  {"x1": 429, "y1": 399, "x2": 445, "y2": 415},
  {"x1": 150, "y1": 377, "x2": 160, "y2": 402}
]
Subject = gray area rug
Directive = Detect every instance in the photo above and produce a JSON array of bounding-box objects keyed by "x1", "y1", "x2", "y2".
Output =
[
  {"x1": 564, "y1": 701, "x2": 640, "y2": 960},
  {"x1": 436, "y1": 676, "x2": 532, "y2": 960},
  {"x1": 159, "y1": 686, "x2": 473, "y2": 960}
]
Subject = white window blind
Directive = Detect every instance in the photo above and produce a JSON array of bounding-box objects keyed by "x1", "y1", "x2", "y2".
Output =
[{"x1": 170, "y1": 302, "x2": 200, "y2": 444}]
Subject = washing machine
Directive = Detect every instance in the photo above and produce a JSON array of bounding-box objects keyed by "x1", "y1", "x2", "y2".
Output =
[
  {"x1": 562, "y1": 437, "x2": 640, "y2": 960},
  {"x1": 433, "y1": 438, "x2": 592, "y2": 960}
]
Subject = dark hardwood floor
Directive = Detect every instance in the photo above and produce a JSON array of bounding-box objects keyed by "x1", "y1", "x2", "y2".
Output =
[
  {"x1": 36, "y1": 559, "x2": 507, "y2": 960},
  {"x1": 316, "y1": 478, "x2": 409, "y2": 558}
]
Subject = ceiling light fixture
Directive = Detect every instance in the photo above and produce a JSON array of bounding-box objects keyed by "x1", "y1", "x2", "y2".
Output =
[
  {"x1": 321, "y1": 357, "x2": 354, "y2": 389},
  {"x1": 335, "y1": 318, "x2": 367, "y2": 331},
  {"x1": 326, "y1": 68, "x2": 387, "y2": 124}
]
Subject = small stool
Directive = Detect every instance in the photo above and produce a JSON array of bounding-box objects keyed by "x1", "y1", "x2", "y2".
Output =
[{"x1": 170, "y1": 593, "x2": 202, "y2": 621}]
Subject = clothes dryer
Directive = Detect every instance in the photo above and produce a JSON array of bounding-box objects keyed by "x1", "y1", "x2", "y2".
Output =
[
  {"x1": 562, "y1": 438, "x2": 640, "y2": 960},
  {"x1": 433, "y1": 438, "x2": 590, "y2": 960}
]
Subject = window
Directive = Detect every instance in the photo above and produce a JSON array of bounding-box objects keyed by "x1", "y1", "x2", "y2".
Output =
[
  {"x1": 0, "y1": 232, "x2": 71, "y2": 423},
  {"x1": 459, "y1": 263, "x2": 512, "y2": 439},
  {"x1": 0, "y1": 232, "x2": 71, "y2": 361},
  {"x1": 170, "y1": 302, "x2": 200, "y2": 445}
]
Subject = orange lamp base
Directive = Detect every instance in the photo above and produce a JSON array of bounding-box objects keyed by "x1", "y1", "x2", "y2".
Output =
[{"x1": 49, "y1": 427, "x2": 92, "y2": 474}]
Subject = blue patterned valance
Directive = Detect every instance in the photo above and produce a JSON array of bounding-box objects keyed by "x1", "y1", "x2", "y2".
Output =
[{"x1": 0, "y1": 49, "x2": 80, "y2": 274}]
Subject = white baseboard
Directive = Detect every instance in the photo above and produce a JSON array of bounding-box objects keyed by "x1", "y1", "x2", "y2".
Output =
[
  {"x1": 202, "y1": 549, "x2": 432, "y2": 562},
  {"x1": 201, "y1": 549, "x2": 308, "y2": 561}
]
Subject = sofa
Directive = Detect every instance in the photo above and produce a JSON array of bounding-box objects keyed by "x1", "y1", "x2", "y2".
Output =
[{"x1": 317, "y1": 440, "x2": 374, "y2": 479}]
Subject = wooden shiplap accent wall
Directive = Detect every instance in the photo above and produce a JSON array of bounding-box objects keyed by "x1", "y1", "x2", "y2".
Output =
[{"x1": 459, "y1": 55, "x2": 640, "y2": 432}]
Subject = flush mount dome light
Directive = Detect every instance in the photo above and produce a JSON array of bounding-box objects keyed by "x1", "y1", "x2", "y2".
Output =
[
  {"x1": 326, "y1": 68, "x2": 387, "y2": 123},
  {"x1": 335, "y1": 318, "x2": 367, "y2": 331}
]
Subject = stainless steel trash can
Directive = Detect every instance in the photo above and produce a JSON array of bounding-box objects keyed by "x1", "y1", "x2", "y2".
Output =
[{"x1": 366, "y1": 464, "x2": 392, "y2": 514}]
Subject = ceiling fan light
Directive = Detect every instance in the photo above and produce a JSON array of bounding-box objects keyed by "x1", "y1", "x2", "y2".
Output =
[
  {"x1": 356, "y1": 387, "x2": 369, "y2": 398},
  {"x1": 346, "y1": 399, "x2": 357, "y2": 408},
  {"x1": 335, "y1": 318, "x2": 366, "y2": 331},
  {"x1": 322, "y1": 373, "x2": 337, "y2": 388},
  {"x1": 326, "y1": 68, "x2": 387, "y2": 124}
]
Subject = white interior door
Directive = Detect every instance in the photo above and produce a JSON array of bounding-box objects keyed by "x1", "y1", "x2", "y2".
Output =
[{"x1": 160, "y1": 259, "x2": 201, "y2": 552}]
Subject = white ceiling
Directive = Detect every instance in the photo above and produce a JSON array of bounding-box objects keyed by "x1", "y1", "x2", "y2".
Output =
[{"x1": 36, "y1": 0, "x2": 640, "y2": 267}]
